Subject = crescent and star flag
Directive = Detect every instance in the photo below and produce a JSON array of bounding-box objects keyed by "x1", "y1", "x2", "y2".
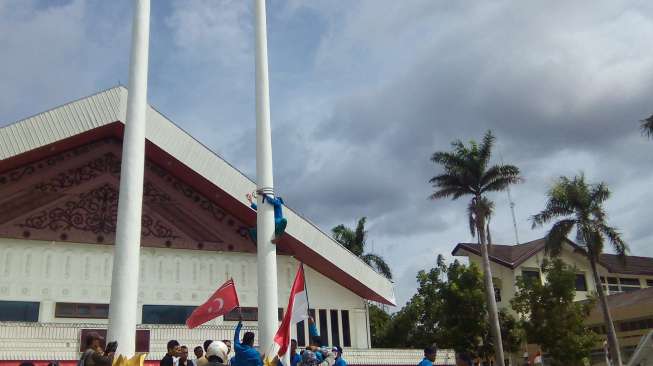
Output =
[
  {"x1": 264, "y1": 264, "x2": 309, "y2": 366},
  {"x1": 186, "y1": 279, "x2": 240, "y2": 329}
]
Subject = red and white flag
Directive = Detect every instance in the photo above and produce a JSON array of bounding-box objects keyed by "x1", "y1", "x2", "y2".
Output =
[
  {"x1": 186, "y1": 279, "x2": 240, "y2": 329},
  {"x1": 264, "y1": 264, "x2": 309, "y2": 365}
]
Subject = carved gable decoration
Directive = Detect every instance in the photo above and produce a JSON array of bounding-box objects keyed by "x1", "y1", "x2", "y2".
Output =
[{"x1": 0, "y1": 139, "x2": 254, "y2": 253}]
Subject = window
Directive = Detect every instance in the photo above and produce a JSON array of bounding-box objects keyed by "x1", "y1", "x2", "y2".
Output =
[
  {"x1": 606, "y1": 277, "x2": 620, "y2": 292},
  {"x1": 330, "y1": 310, "x2": 340, "y2": 346},
  {"x1": 341, "y1": 310, "x2": 351, "y2": 347},
  {"x1": 618, "y1": 318, "x2": 653, "y2": 332},
  {"x1": 575, "y1": 274, "x2": 588, "y2": 291},
  {"x1": 318, "y1": 309, "x2": 329, "y2": 345},
  {"x1": 620, "y1": 278, "x2": 640, "y2": 286},
  {"x1": 619, "y1": 278, "x2": 641, "y2": 292},
  {"x1": 224, "y1": 307, "x2": 257, "y2": 321},
  {"x1": 494, "y1": 287, "x2": 502, "y2": 302},
  {"x1": 522, "y1": 269, "x2": 541, "y2": 284},
  {"x1": 297, "y1": 321, "x2": 306, "y2": 347},
  {"x1": 0, "y1": 301, "x2": 39, "y2": 322},
  {"x1": 647, "y1": 279, "x2": 653, "y2": 287},
  {"x1": 142, "y1": 305, "x2": 196, "y2": 324},
  {"x1": 56, "y1": 303, "x2": 109, "y2": 319}
]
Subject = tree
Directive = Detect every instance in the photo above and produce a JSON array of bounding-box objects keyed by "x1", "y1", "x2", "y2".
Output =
[
  {"x1": 369, "y1": 304, "x2": 391, "y2": 347},
  {"x1": 531, "y1": 174, "x2": 628, "y2": 366},
  {"x1": 511, "y1": 259, "x2": 599, "y2": 366},
  {"x1": 429, "y1": 130, "x2": 522, "y2": 366},
  {"x1": 332, "y1": 217, "x2": 392, "y2": 279},
  {"x1": 641, "y1": 114, "x2": 653, "y2": 138},
  {"x1": 374, "y1": 255, "x2": 523, "y2": 360}
]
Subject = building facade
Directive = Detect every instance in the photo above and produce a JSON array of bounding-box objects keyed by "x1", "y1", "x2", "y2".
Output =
[
  {"x1": 0, "y1": 87, "x2": 396, "y2": 362},
  {"x1": 453, "y1": 238, "x2": 653, "y2": 365}
]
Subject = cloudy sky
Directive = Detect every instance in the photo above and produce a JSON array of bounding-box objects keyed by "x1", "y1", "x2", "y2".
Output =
[{"x1": 2, "y1": 0, "x2": 653, "y2": 307}]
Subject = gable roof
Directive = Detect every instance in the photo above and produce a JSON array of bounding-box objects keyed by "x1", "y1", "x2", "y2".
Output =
[
  {"x1": 452, "y1": 238, "x2": 653, "y2": 276},
  {"x1": 0, "y1": 86, "x2": 395, "y2": 305}
]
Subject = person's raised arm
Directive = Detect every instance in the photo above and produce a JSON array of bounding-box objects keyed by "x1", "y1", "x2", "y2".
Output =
[
  {"x1": 308, "y1": 316, "x2": 319, "y2": 337},
  {"x1": 246, "y1": 193, "x2": 257, "y2": 210},
  {"x1": 234, "y1": 320, "x2": 244, "y2": 352}
]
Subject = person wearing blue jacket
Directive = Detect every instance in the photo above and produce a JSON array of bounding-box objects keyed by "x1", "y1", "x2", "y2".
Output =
[
  {"x1": 333, "y1": 346, "x2": 347, "y2": 366},
  {"x1": 246, "y1": 192, "x2": 288, "y2": 243},
  {"x1": 307, "y1": 317, "x2": 325, "y2": 363},
  {"x1": 418, "y1": 346, "x2": 437, "y2": 366},
  {"x1": 233, "y1": 320, "x2": 263, "y2": 366}
]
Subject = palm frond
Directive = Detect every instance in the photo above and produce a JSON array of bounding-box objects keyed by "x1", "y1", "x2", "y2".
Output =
[
  {"x1": 641, "y1": 114, "x2": 653, "y2": 138},
  {"x1": 480, "y1": 165, "x2": 522, "y2": 189},
  {"x1": 478, "y1": 130, "x2": 496, "y2": 169},
  {"x1": 599, "y1": 224, "x2": 628, "y2": 257},
  {"x1": 361, "y1": 253, "x2": 393, "y2": 279},
  {"x1": 543, "y1": 219, "x2": 575, "y2": 257},
  {"x1": 467, "y1": 201, "x2": 476, "y2": 237}
]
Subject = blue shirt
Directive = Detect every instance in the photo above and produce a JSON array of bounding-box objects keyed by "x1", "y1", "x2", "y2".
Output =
[
  {"x1": 334, "y1": 358, "x2": 347, "y2": 366},
  {"x1": 290, "y1": 353, "x2": 301, "y2": 366},
  {"x1": 251, "y1": 195, "x2": 284, "y2": 220},
  {"x1": 418, "y1": 358, "x2": 433, "y2": 366},
  {"x1": 233, "y1": 323, "x2": 263, "y2": 366},
  {"x1": 308, "y1": 323, "x2": 324, "y2": 362}
]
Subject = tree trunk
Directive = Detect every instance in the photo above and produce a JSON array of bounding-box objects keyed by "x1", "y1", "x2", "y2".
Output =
[
  {"x1": 477, "y1": 215, "x2": 506, "y2": 366},
  {"x1": 589, "y1": 259, "x2": 623, "y2": 366}
]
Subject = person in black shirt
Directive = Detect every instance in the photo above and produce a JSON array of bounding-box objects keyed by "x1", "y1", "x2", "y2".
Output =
[
  {"x1": 179, "y1": 346, "x2": 192, "y2": 366},
  {"x1": 161, "y1": 340, "x2": 181, "y2": 366}
]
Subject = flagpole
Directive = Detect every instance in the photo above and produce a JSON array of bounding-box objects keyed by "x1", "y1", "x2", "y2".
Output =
[
  {"x1": 301, "y1": 263, "x2": 311, "y2": 314},
  {"x1": 254, "y1": 0, "x2": 279, "y2": 352},
  {"x1": 106, "y1": 0, "x2": 150, "y2": 356}
]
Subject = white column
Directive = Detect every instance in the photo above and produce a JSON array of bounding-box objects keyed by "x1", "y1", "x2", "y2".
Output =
[
  {"x1": 107, "y1": 0, "x2": 150, "y2": 357},
  {"x1": 254, "y1": 0, "x2": 279, "y2": 352}
]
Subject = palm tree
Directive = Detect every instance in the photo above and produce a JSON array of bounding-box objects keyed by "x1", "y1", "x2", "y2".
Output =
[
  {"x1": 332, "y1": 217, "x2": 393, "y2": 279},
  {"x1": 641, "y1": 114, "x2": 653, "y2": 138},
  {"x1": 430, "y1": 130, "x2": 521, "y2": 366},
  {"x1": 531, "y1": 174, "x2": 628, "y2": 366}
]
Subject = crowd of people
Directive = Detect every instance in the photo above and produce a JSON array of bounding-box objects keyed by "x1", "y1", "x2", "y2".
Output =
[
  {"x1": 17, "y1": 317, "x2": 445, "y2": 366},
  {"x1": 157, "y1": 317, "x2": 347, "y2": 366}
]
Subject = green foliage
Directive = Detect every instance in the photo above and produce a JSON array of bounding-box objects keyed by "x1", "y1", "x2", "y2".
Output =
[
  {"x1": 511, "y1": 259, "x2": 599, "y2": 366},
  {"x1": 331, "y1": 217, "x2": 393, "y2": 279},
  {"x1": 530, "y1": 174, "x2": 627, "y2": 262},
  {"x1": 371, "y1": 255, "x2": 523, "y2": 357},
  {"x1": 368, "y1": 304, "x2": 391, "y2": 347}
]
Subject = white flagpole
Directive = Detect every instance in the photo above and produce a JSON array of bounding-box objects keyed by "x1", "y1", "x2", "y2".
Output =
[
  {"x1": 107, "y1": 0, "x2": 150, "y2": 356},
  {"x1": 254, "y1": 0, "x2": 279, "y2": 353}
]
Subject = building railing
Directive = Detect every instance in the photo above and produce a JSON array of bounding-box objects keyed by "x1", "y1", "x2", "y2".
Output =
[{"x1": 0, "y1": 322, "x2": 456, "y2": 365}]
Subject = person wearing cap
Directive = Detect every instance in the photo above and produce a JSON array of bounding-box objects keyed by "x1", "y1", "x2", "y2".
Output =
[
  {"x1": 418, "y1": 346, "x2": 437, "y2": 366},
  {"x1": 206, "y1": 341, "x2": 230, "y2": 366},
  {"x1": 332, "y1": 347, "x2": 346, "y2": 366},
  {"x1": 79, "y1": 332, "x2": 114, "y2": 366}
]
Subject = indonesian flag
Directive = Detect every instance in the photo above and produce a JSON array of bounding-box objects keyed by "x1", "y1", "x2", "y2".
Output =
[
  {"x1": 264, "y1": 264, "x2": 309, "y2": 365},
  {"x1": 186, "y1": 279, "x2": 240, "y2": 329}
]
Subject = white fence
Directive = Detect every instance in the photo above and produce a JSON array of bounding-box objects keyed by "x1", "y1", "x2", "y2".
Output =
[{"x1": 0, "y1": 322, "x2": 456, "y2": 365}]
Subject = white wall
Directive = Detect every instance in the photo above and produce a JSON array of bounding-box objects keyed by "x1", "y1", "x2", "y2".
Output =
[{"x1": 0, "y1": 237, "x2": 369, "y2": 348}]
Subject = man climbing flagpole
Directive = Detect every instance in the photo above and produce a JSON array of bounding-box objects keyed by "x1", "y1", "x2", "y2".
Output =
[{"x1": 254, "y1": 0, "x2": 280, "y2": 354}]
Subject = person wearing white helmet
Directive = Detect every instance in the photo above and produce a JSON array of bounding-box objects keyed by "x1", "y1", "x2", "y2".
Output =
[{"x1": 206, "y1": 341, "x2": 230, "y2": 366}]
